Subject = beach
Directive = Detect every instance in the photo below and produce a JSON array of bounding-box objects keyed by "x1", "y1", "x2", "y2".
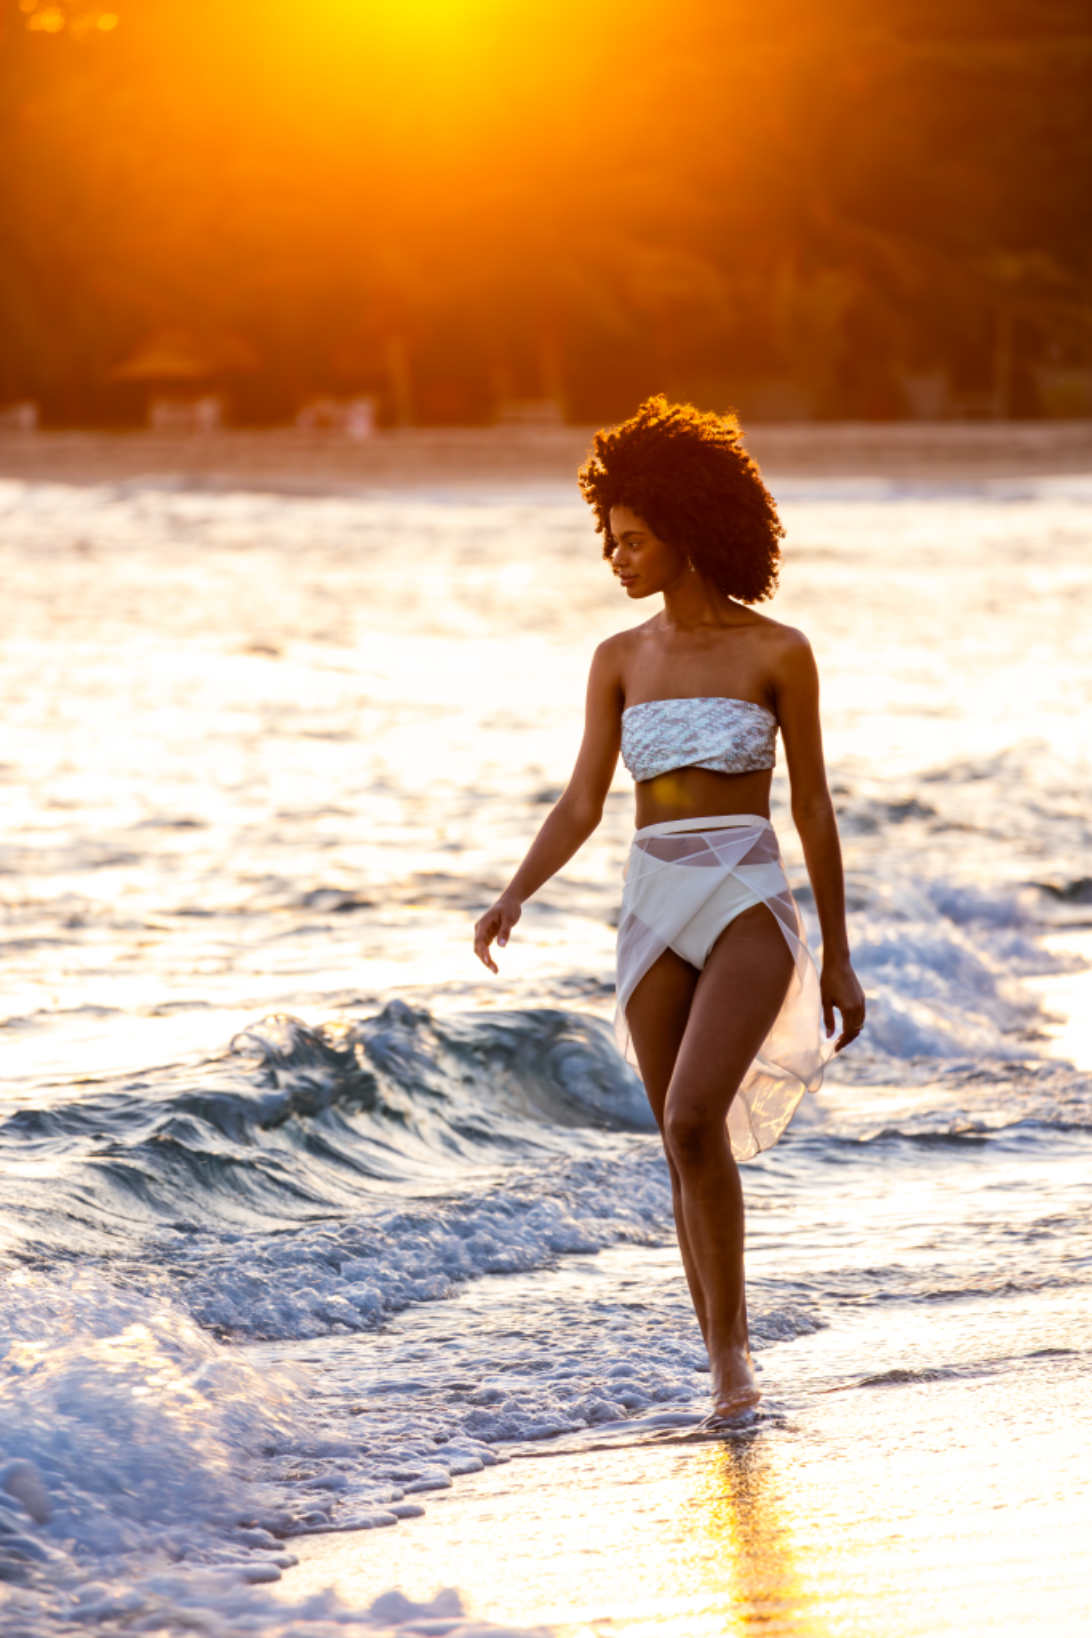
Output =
[
  {"x1": 3, "y1": 421, "x2": 1092, "y2": 493},
  {"x1": 277, "y1": 1341, "x2": 1092, "y2": 1637},
  {"x1": 1, "y1": 426, "x2": 1090, "y2": 1636}
]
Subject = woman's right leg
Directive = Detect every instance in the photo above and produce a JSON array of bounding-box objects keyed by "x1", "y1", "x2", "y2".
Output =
[
  {"x1": 625, "y1": 904, "x2": 794, "y2": 1414},
  {"x1": 657, "y1": 905, "x2": 794, "y2": 1413},
  {"x1": 624, "y1": 947, "x2": 707, "y2": 1338}
]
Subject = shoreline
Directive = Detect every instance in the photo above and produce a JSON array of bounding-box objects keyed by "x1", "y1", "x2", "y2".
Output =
[
  {"x1": 270, "y1": 1307, "x2": 1091, "y2": 1638},
  {"x1": 2, "y1": 422, "x2": 1092, "y2": 493},
  {"x1": 264, "y1": 948, "x2": 1092, "y2": 1638},
  {"x1": 3, "y1": 449, "x2": 1091, "y2": 1638}
]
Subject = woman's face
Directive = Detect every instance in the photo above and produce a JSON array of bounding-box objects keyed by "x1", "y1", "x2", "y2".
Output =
[{"x1": 608, "y1": 505, "x2": 689, "y2": 599}]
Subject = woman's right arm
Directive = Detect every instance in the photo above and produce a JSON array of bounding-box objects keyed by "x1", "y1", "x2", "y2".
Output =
[{"x1": 473, "y1": 640, "x2": 625, "y2": 973}]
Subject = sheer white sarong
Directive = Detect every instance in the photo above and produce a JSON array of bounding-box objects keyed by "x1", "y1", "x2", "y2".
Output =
[{"x1": 615, "y1": 815, "x2": 834, "y2": 1162}]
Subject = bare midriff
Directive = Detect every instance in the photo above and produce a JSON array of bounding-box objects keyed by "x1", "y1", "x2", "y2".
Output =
[{"x1": 633, "y1": 765, "x2": 774, "y2": 829}]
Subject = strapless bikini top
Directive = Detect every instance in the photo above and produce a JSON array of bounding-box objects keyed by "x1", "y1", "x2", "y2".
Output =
[{"x1": 620, "y1": 696, "x2": 778, "y2": 783}]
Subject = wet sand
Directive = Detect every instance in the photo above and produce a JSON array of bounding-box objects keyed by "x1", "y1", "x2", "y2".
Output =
[
  {"x1": 2, "y1": 421, "x2": 1092, "y2": 492},
  {"x1": 263, "y1": 956, "x2": 1092, "y2": 1638},
  {"x1": 273, "y1": 1344, "x2": 1091, "y2": 1638}
]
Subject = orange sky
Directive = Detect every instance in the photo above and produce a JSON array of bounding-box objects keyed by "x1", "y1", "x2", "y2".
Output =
[{"x1": 5, "y1": 1, "x2": 1089, "y2": 419}]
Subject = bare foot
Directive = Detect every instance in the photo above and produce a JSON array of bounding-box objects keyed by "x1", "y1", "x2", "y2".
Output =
[{"x1": 710, "y1": 1345, "x2": 761, "y2": 1418}]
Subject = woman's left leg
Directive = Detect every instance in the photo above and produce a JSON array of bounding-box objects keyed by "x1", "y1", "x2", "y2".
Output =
[{"x1": 662, "y1": 902, "x2": 794, "y2": 1414}]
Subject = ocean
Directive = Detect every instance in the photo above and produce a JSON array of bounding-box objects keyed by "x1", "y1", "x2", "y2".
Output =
[{"x1": 1, "y1": 469, "x2": 1090, "y2": 1635}]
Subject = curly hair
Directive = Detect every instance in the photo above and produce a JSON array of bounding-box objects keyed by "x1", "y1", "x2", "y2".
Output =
[{"x1": 577, "y1": 395, "x2": 783, "y2": 604}]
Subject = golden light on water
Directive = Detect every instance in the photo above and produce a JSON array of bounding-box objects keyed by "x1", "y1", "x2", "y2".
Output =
[
  {"x1": 265, "y1": 1221, "x2": 1092, "y2": 1636},
  {"x1": 2, "y1": 461, "x2": 1090, "y2": 1633},
  {"x1": 1023, "y1": 930, "x2": 1092, "y2": 1072},
  {"x1": 274, "y1": 1436, "x2": 827, "y2": 1637},
  {"x1": 276, "y1": 1353, "x2": 1092, "y2": 1637},
  {"x1": 692, "y1": 1445, "x2": 819, "y2": 1637}
]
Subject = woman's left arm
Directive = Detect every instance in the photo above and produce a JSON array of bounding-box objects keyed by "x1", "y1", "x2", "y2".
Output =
[{"x1": 772, "y1": 631, "x2": 866, "y2": 1051}]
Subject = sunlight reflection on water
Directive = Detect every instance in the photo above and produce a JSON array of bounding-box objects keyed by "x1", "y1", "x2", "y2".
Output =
[
  {"x1": 2, "y1": 476, "x2": 1091, "y2": 1637},
  {"x1": 3, "y1": 481, "x2": 1091, "y2": 1089},
  {"x1": 279, "y1": 1344, "x2": 1091, "y2": 1637}
]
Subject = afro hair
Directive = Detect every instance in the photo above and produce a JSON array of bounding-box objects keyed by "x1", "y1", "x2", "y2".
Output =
[{"x1": 577, "y1": 395, "x2": 783, "y2": 604}]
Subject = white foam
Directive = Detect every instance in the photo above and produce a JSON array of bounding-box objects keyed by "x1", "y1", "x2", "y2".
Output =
[
  {"x1": 0, "y1": 1270, "x2": 551, "y2": 1633},
  {"x1": 176, "y1": 1146, "x2": 670, "y2": 1340}
]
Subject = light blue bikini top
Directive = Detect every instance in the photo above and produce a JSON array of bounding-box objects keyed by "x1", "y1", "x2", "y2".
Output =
[{"x1": 621, "y1": 696, "x2": 778, "y2": 783}]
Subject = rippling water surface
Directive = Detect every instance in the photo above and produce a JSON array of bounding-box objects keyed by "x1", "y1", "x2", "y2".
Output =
[{"x1": 1, "y1": 473, "x2": 1090, "y2": 1635}]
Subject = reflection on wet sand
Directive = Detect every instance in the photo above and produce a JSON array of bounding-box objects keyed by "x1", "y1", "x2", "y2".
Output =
[
  {"x1": 268, "y1": 1232, "x2": 1092, "y2": 1638},
  {"x1": 275, "y1": 1422, "x2": 831, "y2": 1638},
  {"x1": 685, "y1": 1438, "x2": 821, "y2": 1638}
]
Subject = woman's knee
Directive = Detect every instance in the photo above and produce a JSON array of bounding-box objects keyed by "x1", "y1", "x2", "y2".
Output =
[{"x1": 663, "y1": 1102, "x2": 722, "y2": 1170}]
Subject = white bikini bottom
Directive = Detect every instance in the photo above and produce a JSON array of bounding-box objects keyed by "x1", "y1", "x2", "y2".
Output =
[{"x1": 615, "y1": 815, "x2": 835, "y2": 1161}]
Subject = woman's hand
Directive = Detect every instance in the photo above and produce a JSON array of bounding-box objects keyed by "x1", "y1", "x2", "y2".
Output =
[
  {"x1": 473, "y1": 896, "x2": 522, "y2": 974},
  {"x1": 821, "y1": 958, "x2": 866, "y2": 1052}
]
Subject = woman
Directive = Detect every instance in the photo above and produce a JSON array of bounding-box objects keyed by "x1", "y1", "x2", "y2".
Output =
[{"x1": 473, "y1": 397, "x2": 865, "y2": 1419}]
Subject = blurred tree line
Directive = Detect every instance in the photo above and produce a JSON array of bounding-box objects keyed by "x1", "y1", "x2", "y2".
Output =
[{"x1": 1, "y1": 0, "x2": 1091, "y2": 425}]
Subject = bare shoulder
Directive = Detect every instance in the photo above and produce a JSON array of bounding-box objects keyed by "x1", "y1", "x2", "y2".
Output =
[
  {"x1": 587, "y1": 628, "x2": 639, "y2": 698},
  {"x1": 741, "y1": 608, "x2": 814, "y2": 662},
  {"x1": 754, "y1": 631, "x2": 822, "y2": 743},
  {"x1": 591, "y1": 620, "x2": 657, "y2": 672},
  {"x1": 745, "y1": 615, "x2": 818, "y2": 705},
  {"x1": 769, "y1": 619, "x2": 813, "y2": 663}
]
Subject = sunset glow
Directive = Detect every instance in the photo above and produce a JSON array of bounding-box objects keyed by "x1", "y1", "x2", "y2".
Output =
[{"x1": 2, "y1": 6, "x2": 1090, "y2": 422}]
